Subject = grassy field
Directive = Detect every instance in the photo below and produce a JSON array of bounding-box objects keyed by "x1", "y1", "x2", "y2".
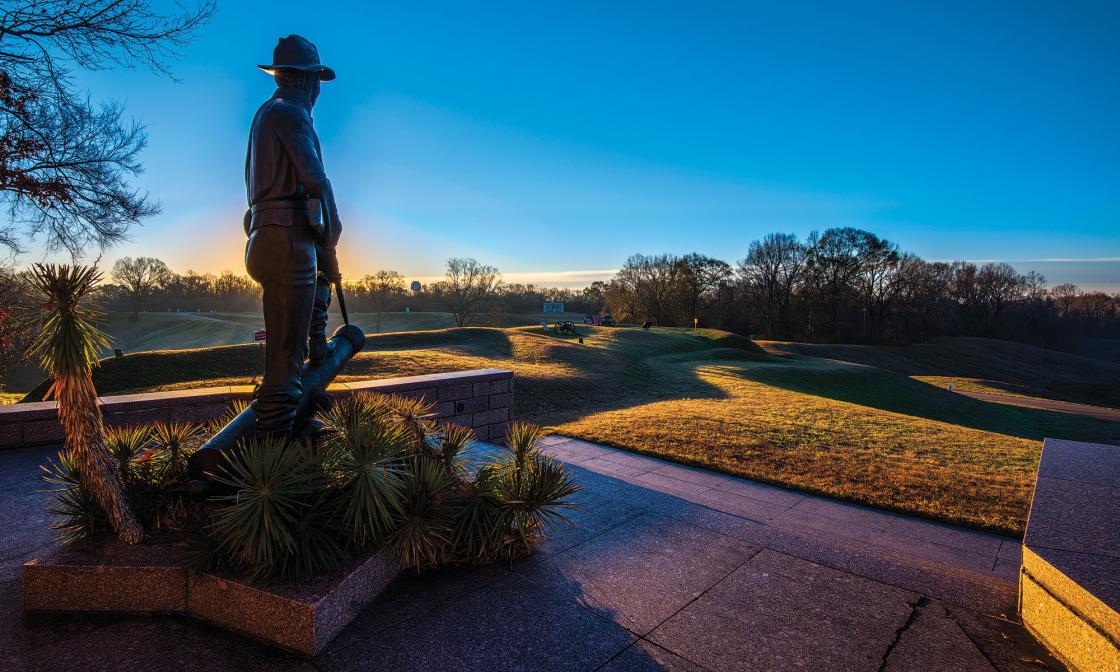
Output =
[
  {"x1": 98, "y1": 310, "x2": 589, "y2": 355},
  {"x1": 764, "y1": 338, "x2": 1120, "y2": 410},
  {"x1": 0, "y1": 310, "x2": 587, "y2": 393},
  {"x1": 18, "y1": 325, "x2": 1120, "y2": 535}
]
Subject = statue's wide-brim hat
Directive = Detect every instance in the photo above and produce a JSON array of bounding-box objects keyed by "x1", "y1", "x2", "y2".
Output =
[{"x1": 258, "y1": 34, "x2": 335, "y2": 81}]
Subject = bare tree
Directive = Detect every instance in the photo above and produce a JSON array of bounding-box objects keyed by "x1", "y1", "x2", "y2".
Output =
[
  {"x1": 738, "y1": 233, "x2": 805, "y2": 337},
  {"x1": 676, "y1": 253, "x2": 731, "y2": 326},
  {"x1": 359, "y1": 270, "x2": 404, "y2": 332},
  {"x1": 0, "y1": 265, "x2": 35, "y2": 381},
  {"x1": 440, "y1": 258, "x2": 500, "y2": 327},
  {"x1": 0, "y1": 0, "x2": 215, "y2": 256},
  {"x1": 111, "y1": 255, "x2": 170, "y2": 320},
  {"x1": 1051, "y1": 283, "x2": 1079, "y2": 318}
]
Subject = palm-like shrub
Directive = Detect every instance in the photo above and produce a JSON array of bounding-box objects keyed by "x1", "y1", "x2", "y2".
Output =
[
  {"x1": 388, "y1": 455, "x2": 456, "y2": 571},
  {"x1": 28, "y1": 264, "x2": 142, "y2": 544},
  {"x1": 474, "y1": 423, "x2": 580, "y2": 562},
  {"x1": 319, "y1": 395, "x2": 408, "y2": 548},
  {"x1": 106, "y1": 425, "x2": 151, "y2": 482},
  {"x1": 149, "y1": 421, "x2": 203, "y2": 478},
  {"x1": 207, "y1": 435, "x2": 346, "y2": 581},
  {"x1": 40, "y1": 450, "x2": 108, "y2": 543},
  {"x1": 39, "y1": 383, "x2": 581, "y2": 581}
]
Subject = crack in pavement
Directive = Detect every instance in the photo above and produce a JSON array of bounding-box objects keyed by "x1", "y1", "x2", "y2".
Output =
[{"x1": 877, "y1": 595, "x2": 928, "y2": 672}]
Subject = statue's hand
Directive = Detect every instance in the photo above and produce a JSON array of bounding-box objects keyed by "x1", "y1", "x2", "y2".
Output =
[{"x1": 319, "y1": 246, "x2": 342, "y2": 283}]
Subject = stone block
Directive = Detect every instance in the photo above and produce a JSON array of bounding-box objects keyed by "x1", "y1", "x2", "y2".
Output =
[
  {"x1": 189, "y1": 549, "x2": 398, "y2": 656},
  {"x1": 22, "y1": 540, "x2": 188, "y2": 614},
  {"x1": 447, "y1": 414, "x2": 472, "y2": 428},
  {"x1": 392, "y1": 388, "x2": 437, "y2": 404},
  {"x1": 1021, "y1": 560, "x2": 1120, "y2": 672},
  {"x1": 22, "y1": 536, "x2": 400, "y2": 656},
  {"x1": 488, "y1": 392, "x2": 512, "y2": 409},
  {"x1": 0, "y1": 421, "x2": 23, "y2": 449},
  {"x1": 21, "y1": 419, "x2": 65, "y2": 446},
  {"x1": 487, "y1": 423, "x2": 508, "y2": 443},
  {"x1": 171, "y1": 402, "x2": 234, "y2": 425},
  {"x1": 103, "y1": 406, "x2": 172, "y2": 429},
  {"x1": 437, "y1": 383, "x2": 474, "y2": 402},
  {"x1": 457, "y1": 396, "x2": 488, "y2": 414}
]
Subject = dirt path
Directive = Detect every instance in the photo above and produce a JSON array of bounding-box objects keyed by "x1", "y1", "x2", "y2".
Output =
[{"x1": 959, "y1": 391, "x2": 1120, "y2": 423}]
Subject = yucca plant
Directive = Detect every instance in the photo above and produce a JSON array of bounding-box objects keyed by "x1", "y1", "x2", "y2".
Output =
[
  {"x1": 449, "y1": 467, "x2": 504, "y2": 563},
  {"x1": 208, "y1": 435, "x2": 345, "y2": 580},
  {"x1": 39, "y1": 449, "x2": 109, "y2": 543},
  {"x1": 105, "y1": 425, "x2": 151, "y2": 483},
  {"x1": 433, "y1": 422, "x2": 477, "y2": 478},
  {"x1": 485, "y1": 422, "x2": 581, "y2": 561},
  {"x1": 318, "y1": 394, "x2": 408, "y2": 548},
  {"x1": 385, "y1": 394, "x2": 436, "y2": 454},
  {"x1": 387, "y1": 455, "x2": 456, "y2": 571},
  {"x1": 28, "y1": 264, "x2": 142, "y2": 544},
  {"x1": 149, "y1": 420, "x2": 203, "y2": 478}
]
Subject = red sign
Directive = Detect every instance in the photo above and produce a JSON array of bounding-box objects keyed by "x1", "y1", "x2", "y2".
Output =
[{"x1": 254, "y1": 329, "x2": 267, "y2": 342}]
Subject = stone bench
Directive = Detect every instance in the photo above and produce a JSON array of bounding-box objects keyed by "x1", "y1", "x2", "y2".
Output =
[
  {"x1": 0, "y1": 368, "x2": 514, "y2": 449},
  {"x1": 1020, "y1": 438, "x2": 1120, "y2": 672}
]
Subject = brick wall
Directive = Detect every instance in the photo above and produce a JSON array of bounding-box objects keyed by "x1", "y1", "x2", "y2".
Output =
[{"x1": 0, "y1": 368, "x2": 514, "y2": 449}]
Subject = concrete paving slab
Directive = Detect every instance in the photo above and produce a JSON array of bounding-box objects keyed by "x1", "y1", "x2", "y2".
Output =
[
  {"x1": 792, "y1": 495, "x2": 902, "y2": 530},
  {"x1": 320, "y1": 573, "x2": 635, "y2": 672},
  {"x1": 883, "y1": 516, "x2": 1004, "y2": 557},
  {"x1": 1, "y1": 615, "x2": 317, "y2": 672},
  {"x1": 872, "y1": 532, "x2": 1000, "y2": 573},
  {"x1": 579, "y1": 456, "x2": 650, "y2": 479},
  {"x1": 519, "y1": 513, "x2": 758, "y2": 635},
  {"x1": 526, "y1": 489, "x2": 647, "y2": 564},
  {"x1": 694, "y1": 487, "x2": 788, "y2": 523},
  {"x1": 772, "y1": 507, "x2": 885, "y2": 542},
  {"x1": 1025, "y1": 476, "x2": 1120, "y2": 558},
  {"x1": 1036, "y1": 438, "x2": 1120, "y2": 488},
  {"x1": 649, "y1": 549, "x2": 919, "y2": 672},
  {"x1": 882, "y1": 599, "x2": 997, "y2": 671},
  {"x1": 598, "y1": 640, "x2": 708, "y2": 672}
]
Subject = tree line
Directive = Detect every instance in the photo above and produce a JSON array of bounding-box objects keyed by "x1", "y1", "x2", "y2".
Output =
[
  {"x1": 94, "y1": 257, "x2": 603, "y2": 328},
  {"x1": 601, "y1": 227, "x2": 1120, "y2": 346}
]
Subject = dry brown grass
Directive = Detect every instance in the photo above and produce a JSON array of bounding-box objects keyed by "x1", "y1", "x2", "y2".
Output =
[{"x1": 36, "y1": 325, "x2": 1120, "y2": 535}]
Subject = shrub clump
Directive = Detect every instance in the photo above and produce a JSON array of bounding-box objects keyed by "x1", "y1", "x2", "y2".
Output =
[{"x1": 42, "y1": 393, "x2": 580, "y2": 582}]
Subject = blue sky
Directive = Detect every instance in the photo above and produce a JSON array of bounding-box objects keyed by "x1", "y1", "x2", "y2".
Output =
[{"x1": 38, "y1": 0, "x2": 1120, "y2": 289}]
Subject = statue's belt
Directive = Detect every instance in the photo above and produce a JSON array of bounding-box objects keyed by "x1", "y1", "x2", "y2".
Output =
[{"x1": 248, "y1": 200, "x2": 313, "y2": 230}]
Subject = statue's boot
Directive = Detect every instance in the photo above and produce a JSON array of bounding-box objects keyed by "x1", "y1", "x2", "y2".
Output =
[{"x1": 308, "y1": 272, "x2": 334, "y2": 364}]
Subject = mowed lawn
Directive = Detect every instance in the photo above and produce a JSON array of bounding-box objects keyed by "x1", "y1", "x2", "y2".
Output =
[{"x1": 24, "y1": 326, "x2": 1120, "y2": 535}]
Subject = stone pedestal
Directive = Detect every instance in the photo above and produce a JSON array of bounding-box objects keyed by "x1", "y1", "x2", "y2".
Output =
[{"x1": 22, "y1": 538, "x2": 400, "y2": 656}]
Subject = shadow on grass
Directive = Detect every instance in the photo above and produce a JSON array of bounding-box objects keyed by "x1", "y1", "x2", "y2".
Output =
[{"x1": 726, "y1": 356, "x2": 1120, "y2": 445}]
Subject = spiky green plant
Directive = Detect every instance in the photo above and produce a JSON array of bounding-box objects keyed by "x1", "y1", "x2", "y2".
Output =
[
  {"x1": 208, "y1": 435, "x2": 345, "y2": 580},
  {"x1": 318, "y1": 394, "x2": 408, "y2": 548},
  {"x1": 387, "y1": 456, "x2": 456, "y2": 571},
  {"x1": 433, "y1": 422, "x2": 477, "y2": 477},
  {"x1": 105, "y1": 425, "x2": 151, "y2": 483},
  {"x1": 39, "y1": 450, "x2": 108, "y2": 543},
  {"x1": 27, "y1": 264, "x2": 142, "y2": 544},
  {"x1": 149, "y1": 420, "x2": 203, "y2": 477},
  {"x1": 385, "y1": 393, "x2": 436, "y2": 454},
  {"x1": 450, "y1": 467, "x2": 504, "y2": 563},
  {"x1": 485, "y1": 422, "x2": 581, "y2": 561}
]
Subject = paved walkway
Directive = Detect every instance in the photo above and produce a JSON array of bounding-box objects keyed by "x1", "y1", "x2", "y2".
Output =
[
  {"x1": 957, "y1": 390, "x2": 1120, "y2": 423},
  {"x1": 0, "y1": 438, "x2": 1061, "y2": 671}
]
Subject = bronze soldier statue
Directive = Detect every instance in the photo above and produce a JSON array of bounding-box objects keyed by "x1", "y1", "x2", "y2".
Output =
[{"x1": 245, "y1": 35, "x2": 342, "y2": 434}]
